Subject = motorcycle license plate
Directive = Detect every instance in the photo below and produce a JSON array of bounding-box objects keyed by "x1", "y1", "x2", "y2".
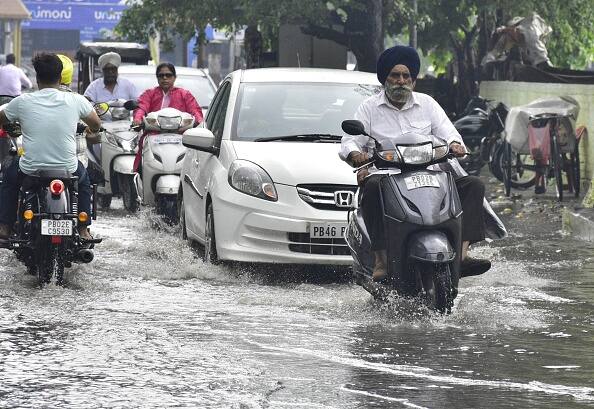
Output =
[
  {"x1": 41, "y1": 219, "x2": 73, "y2": 236},
  {"x1": 404, "y1": 174, "x2": 440, "y2": 190},
  {"x1": 153, "y1": 135, "x2": 182, "y2": 144},
  {"x1": 310, "y1": 222, "x2": 347, "y2": 239}
]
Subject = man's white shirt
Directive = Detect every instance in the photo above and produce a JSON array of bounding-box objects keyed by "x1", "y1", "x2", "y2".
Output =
[
  {"x1": 0, "y1": 64, "x2": 32, "y2": 96},
  {"x1": 83, "y1": 77, "x2": 138, "y2": 103},
  {"x1": 340, "y1": 90, "x2": 467, "y2": 177}
]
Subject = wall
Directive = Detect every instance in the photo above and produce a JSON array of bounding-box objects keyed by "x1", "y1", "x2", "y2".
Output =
[
  {"x1": 480, "y1": 81, "x2": 594, "y2": 180},
  {"x1": 278, "y1": 24, "x2": 347, "y2": 69}
]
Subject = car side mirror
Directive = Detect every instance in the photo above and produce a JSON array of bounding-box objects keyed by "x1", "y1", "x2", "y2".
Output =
[
  {"x1": 182, "y1": 127, "x2": 219, "y2": 154},
  {"x1": 124, "y1": 100, "x2": 138, "y2": 110},
  {"x1": 341, "y1": 120, "x2": 368, "y2": 136}
]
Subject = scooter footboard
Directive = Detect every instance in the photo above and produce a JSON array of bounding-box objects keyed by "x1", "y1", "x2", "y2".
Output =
[{"x1": 408, "y1": 231, "x2": 455, "y2": 263}]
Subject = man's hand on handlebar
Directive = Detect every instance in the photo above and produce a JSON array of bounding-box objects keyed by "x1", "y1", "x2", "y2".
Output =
[
  {"x1": 449, "y1": 142, "x2": 467, "y2": 157},
  {"x1": 347, "y1": 151, "x2": 371, "y2": 168},
  {"x1": 357, "y1": 168, "x2": 370, "y2": 186}
]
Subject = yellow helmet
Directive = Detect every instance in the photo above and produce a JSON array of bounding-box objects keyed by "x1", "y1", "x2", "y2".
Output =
[{"x1": 57, "y1": 54, "x2": 73, "y2": 86}]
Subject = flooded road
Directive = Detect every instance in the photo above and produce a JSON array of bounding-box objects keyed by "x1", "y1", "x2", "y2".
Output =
[{"x1": 1, "y1": 198, "x2": 594, "y2": 408}]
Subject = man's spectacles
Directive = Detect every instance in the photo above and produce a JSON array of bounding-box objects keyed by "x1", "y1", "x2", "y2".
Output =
[{"x1": 157, "y1": 73, "x2": 174, "y2": 79}]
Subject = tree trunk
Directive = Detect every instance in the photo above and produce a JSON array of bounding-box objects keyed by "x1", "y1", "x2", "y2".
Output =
[{"x1": 244, "y1": 25, "x2": 262, "y2": 69}]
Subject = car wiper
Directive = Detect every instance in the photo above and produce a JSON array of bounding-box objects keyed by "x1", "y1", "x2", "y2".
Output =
[{"x1": 254, "y1": 134, "x2": 343, "y2": 142}]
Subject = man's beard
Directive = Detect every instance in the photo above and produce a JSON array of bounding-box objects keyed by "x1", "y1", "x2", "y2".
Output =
[{"x1": 385, "y1": 82, "x2": 412, "y2": 105}]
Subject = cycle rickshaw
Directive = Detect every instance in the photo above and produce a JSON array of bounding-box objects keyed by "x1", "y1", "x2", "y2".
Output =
[{"x1": 501, "y1": 96, "x2": 582, "y2": 201}]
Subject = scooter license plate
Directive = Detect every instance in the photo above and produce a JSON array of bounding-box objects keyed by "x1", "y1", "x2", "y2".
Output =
[
  {"x1": 404, "y1": 174, "x2": 440, "y2": 190},
  {"x1": 41, "y1": 219, "x2": 73, "y2": 236},
  {"x1": 310, "y1": 223, "x2": 348, "y2": 239},
  {"x1": 153, "y1": 135, "x2": 182, "y2": 144}
]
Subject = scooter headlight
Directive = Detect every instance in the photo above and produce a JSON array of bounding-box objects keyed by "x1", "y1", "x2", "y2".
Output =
[
  {"x1": 228, "y1": 160, "x2": 277, "y2": 201},
  {"x1": 157, "y1": 115, "x2": 182, "y2": 130},
  {"x1": 397, "y1": 143, "x2": 433, "y2": 165},
  {"x1": 433, "y1": 144, "x2": 449, "y2": 160},
  {"x1": 378, "y1": 150, "x2": 399, "y2": 162},
  {"x1": 111, "y1": 108, "x2": 130, "y2": 120}
]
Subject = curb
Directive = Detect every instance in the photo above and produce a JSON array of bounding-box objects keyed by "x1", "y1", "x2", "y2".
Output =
[{"x1": 562, "y1": 208, "x2": 594, "y2": 242}]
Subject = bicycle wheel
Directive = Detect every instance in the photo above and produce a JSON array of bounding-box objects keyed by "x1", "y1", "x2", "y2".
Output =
[
  {"x1": 493, "y1": 143, "x2": 537, "y2": 189},
  {"x1": 551, "y1": 135, "x2": 564, "y2": 201},
  {"x1": 503, "y1": 142, "x2": 512, "y2": 197},
  {"x1": 571, "y1": 145, "x2": 580, "y2": 198}
]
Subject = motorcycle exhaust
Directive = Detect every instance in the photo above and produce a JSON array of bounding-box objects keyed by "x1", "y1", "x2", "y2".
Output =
[{"x1": 76, "y1": 249, "x2": 94, "y2": 263}]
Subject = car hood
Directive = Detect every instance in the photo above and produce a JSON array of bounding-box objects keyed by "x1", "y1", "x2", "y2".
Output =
[{"x1": 231, "y1": 141, "x2": 356, "y2": 186}]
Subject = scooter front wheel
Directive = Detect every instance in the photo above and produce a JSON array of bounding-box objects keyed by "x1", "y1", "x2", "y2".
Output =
[
  {"x1": 418, "y1": 263, "x2": 453, "y2": 314},
  {"x1": 119, "y1": 173, "x2": 139, "y2": 212}
]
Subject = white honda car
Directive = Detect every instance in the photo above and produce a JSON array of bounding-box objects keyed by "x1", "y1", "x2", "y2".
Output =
[{"x1": 178, "y1": 68, "x2": 381, "y2": 264}]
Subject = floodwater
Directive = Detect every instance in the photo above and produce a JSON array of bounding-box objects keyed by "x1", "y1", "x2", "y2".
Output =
[{"x1": 1, "y1": 200, "x2": 593, "y2": 408}]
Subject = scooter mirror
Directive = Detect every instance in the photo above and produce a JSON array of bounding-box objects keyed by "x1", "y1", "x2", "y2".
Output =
[
  {"x1": 94, "y1": 102, "x2": 109, "y2": 117},
  {"x1": 124, "y1": 100, "x2": 138, "y2": 110},
  {"x1": 342, "y1": 120, "x2": 368, "y2": 136}
]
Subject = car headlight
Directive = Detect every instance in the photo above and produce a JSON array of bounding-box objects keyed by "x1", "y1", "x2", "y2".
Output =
[
  {"x1": 228, "y1": 160, "x2": 277, "y2": 201},
  {"x1": 433, "y1": 144, "x2": 449, "y2": 160},
  {"x1": 397, "y1": 143, "x2": 433, "y2": 165},
  {"x1": 158, "y1": 115, "x2": 181, "y2": 130}
]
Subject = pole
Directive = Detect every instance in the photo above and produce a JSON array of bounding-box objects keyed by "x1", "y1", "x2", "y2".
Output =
[{"x1": 409, "y1": 0, "x2": 417, "y2": 48}]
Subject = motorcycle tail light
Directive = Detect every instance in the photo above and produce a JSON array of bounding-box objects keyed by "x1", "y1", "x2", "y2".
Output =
[
  {"x1": 50, "y1": 180, "x2": 65, "y2": 196},
  {"x1": 23, "y1": 210, "x2": 34, "y2": 220},
  {"x1": 78, "y1": 212, "x2": 89, "y2": 223}
]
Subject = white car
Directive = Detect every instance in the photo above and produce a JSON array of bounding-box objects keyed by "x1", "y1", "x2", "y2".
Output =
[
  {"x1": 118, "y1": 65, "x2": 217, "y2": 113},
  {"x1": 179, "y1": 68, "x2": 381, "y2": 265}
]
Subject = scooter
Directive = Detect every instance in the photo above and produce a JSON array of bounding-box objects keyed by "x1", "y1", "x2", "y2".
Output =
[
  {"x1": 342, "y1": 120, "x2": 463, "y2": 313},
  {"x1": 90, "y1": 99, "x2": 140, "y2": 212},
  {"x1": 135, "y1": 107, "x2": 194, "y2": 224},
  {"x1": 453, "y1": 97, "x2": 508, "y2": 178}
]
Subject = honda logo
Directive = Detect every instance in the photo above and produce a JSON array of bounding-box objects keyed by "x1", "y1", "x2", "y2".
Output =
[{"x1": 334, "y1": 190, "x2": 354, "y2": 208}]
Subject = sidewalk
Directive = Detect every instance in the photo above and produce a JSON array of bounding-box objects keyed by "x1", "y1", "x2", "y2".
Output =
[{"x1": 483, "y1": 174, "x2": 594, "y2": 242}]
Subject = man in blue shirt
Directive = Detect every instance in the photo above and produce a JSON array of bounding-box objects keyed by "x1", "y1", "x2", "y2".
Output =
[{"x1": 0, "y1": 53, "x2": 102, "y2": 241}]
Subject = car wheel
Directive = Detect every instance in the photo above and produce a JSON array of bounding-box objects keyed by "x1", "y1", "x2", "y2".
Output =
[
  {"x1": 178, "y1": 193, "x2": 187, "y2": 240},
  {"x1": 204, "y1": 202, "x2": 220, "y2": 264}
]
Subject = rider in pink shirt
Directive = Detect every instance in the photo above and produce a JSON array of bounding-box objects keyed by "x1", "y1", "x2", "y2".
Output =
[{"x1": 132, "y1": 62, "x2": 204, "y2": 170}]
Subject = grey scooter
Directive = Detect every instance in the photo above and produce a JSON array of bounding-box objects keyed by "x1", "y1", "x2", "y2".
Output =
[{"x1": 343, "y1": 120, "x2": 465, "y2": 313}]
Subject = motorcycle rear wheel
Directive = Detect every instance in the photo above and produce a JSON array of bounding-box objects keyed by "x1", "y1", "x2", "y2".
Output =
[{"x1": 37, "y1": 242, "x2": 65, "y2": 287}]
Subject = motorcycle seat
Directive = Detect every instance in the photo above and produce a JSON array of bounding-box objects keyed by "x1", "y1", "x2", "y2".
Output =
[{"x1": 26, "y1": 169, "x2": 76, "y2": 180}]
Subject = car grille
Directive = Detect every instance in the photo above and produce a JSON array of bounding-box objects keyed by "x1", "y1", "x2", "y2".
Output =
[
  {"x1": 296, "y1": 184, "x2": 357, "y2": 211},
  {"x1": 287, "y1": 233, "x2": 351, "y2": 256}
]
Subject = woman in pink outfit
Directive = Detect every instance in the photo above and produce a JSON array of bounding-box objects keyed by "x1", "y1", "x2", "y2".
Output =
[{"x1": 132, "y1": 62, "x2": 204, "y2": 171}]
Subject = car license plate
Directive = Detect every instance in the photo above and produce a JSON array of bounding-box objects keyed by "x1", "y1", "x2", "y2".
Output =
[
  {"x1": 404, "y1": 174, "x2": 440, "y2": 190},
  {"x1": 310, "y1": 223, "x2": 347, "y2": 239},
  {"x1": 153, "y1": 135, "x2": 182, "y2": 144},
  {"x1": 41, "y1": 219, "x2": 73, "y2": 236}
]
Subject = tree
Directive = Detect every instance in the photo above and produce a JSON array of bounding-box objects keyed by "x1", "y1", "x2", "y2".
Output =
[{"x1": 116, "y1": 0, "x2": 409, "y2": 72}]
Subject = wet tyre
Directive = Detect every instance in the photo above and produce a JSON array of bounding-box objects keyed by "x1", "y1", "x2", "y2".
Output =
[
  {"x1": 433, "y1": 264, "x2": 453, "y2": 314},
  {"x1": 551, "y1": 136, "x2": 564, "y2": 201},
  {"x1": 157, "y1": 195, "x2": 178, "y2": 225},
  {"x1": 178, "y1": 192, "x2": 187, "y2": 240},
  {"x1": 119, "y1": 174, "x2": 139, "y2": 213},
  {"x1": 37, "y1": 242, "x2": 65, "y2": 287},
  {"x1": 204, "y1": 202, "x2": 220, "y2": 264},
  {"x1": 571, "y1": 146, "x2": 580, "y2": 198}
]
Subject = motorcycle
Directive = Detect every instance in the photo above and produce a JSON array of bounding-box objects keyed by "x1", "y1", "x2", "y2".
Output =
[
  {"x1": 453, "y1": 97, "x2": 508, "y2": 179},
  {"x1": 90, "y1": 99, "x2": 140, "y2": 212},
  {"x1": 0, "y1": 114, "x2": 102, "y2": 286},
  {"x1": 134, "y1": 107, "x2": 194, "y2": 224},
  {"x1": 342, "y1": 120, "x2": 463, "y2": 313}
]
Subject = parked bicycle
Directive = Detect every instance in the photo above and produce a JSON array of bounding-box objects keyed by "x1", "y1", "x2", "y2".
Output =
[{"x1": 499, "y1": 96, "x2": 581, "y2": 201}]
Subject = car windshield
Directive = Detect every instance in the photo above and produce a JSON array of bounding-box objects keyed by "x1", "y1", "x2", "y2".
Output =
[
  {"x1": 120, "y1": 73, "x2": 216, "y2": 108},
  {"x1": 232, "y1": 82, "x2": 381, "y2": 141}
]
